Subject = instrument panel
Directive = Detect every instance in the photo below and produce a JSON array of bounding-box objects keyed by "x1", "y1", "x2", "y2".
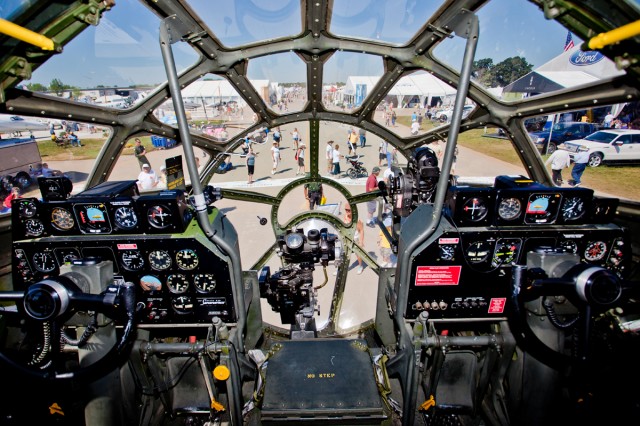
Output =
[
  {"x1": 446, "y1": 177, "x2": 618, "y2": 227},
  {"x1": 11, "y1": 191, "x2": 192, "y2": 239},
  {"x1": 406, "y1": 225, "x2": 629, "y2": 320},
  {"x1": 13, "y1": 235, "x2": 236, "y2": 324}
]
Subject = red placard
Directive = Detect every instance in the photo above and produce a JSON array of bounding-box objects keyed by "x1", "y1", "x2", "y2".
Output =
[
  {"x1": 488, "y1": 298, "x2": 506, "y2": 314},
  {"x1": 415, "y1": 266, "x2": 461, "y2": 286},
  {"x1": 117, "y1": 243, "x2": 138, "y2": 250}
]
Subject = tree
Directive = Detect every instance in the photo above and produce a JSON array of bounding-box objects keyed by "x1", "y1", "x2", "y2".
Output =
[
  {"x1": 490, "y1": 56, "x2": 533, "y2": 88},
  {"x1": 49, "y1": 78, "x2": 66, "y2": 96},
  {"x1": 25, "y1": 82, "x2": 48, "y2": 92},
  {"x1": 472, "y1": 58, "x2": 495, "y2": 87}
]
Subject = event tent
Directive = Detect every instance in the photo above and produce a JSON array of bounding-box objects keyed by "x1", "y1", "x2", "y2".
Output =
[
  {"x1": 341, "y1": 72, "x2": 457, "y2": 107},
  {"x1": 503, "y1": 45, "x2": 625, "y2": 95}
]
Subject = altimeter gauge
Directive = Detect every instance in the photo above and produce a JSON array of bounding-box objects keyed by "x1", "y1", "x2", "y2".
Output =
[
  {"x1": 561, "y1": 196, "x2": 586, "y2": 221},
  {"x1": 114, "y1": 206, "x2": 138, "y2": 229}
]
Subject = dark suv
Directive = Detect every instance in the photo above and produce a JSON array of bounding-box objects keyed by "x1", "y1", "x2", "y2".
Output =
[{"x1": 528, "y1": 121, "x2": 600, "y2": 154}]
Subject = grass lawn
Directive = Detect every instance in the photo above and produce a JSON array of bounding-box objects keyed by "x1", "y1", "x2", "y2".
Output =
[{"x1": 37, "y1": 135, "x2": 157, "y2": 161}]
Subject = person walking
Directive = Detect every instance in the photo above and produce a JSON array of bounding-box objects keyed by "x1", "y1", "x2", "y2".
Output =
[
  {"x1": 304, "y1": 181, "x2": 323, "y2": 209},
  {"x1": 291, "y1": 127, "x2": 300, "y2": 152},
  {"x1": 295, "y1": 142, "x2": 306, "y2": 175},
  {"x1": 344, "y1": 205, "x2": 365, "y2": 274},
  {"x1": 569, "y1": 146, "x2": 589, "y2": 187},
  {"x1": 365, "y1": 166, "x2": 381, "y2": 227},
  {"x1": 379, "y1": 140, "x2": 388, "y2": 166},
  {"x1": 325, "y1": 140, "x2": 334, "y2": 174},
  {"x1": 347, "y1": 129, "x2": 358, "y2": 156},
  {"x1": 271, "y1": 141, "x2": 280, "y2": 175},
  {"x1": 545, "y1": 144, "x2": 571, "y2": 186},
  {"x1": 246, "y1": 146, "x2": 257, "y2": 183},
  {"x1": 358, "y1": 128, "x2": 366, "y2": 148},
  {"x1": 332, "y1": 143, "x2": 343, "y2": 175},
  {"x1": 134, "y1": 138, "x2": 150, "y2": 170},
  {"x1": 137, "y1": 164, "x2": 158, "y2": 190}
]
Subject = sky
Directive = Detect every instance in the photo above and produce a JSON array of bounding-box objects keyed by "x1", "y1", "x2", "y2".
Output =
[{"x1": 26, "y1": 0, "x2": 582, "y2": 88}]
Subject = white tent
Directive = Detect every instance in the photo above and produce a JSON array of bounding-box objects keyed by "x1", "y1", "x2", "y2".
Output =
[
  {"x1": 342, "y1": 73, "x2": 457, "y2": 107},
  {"x1": 178, "y1": 79, "x2": 270, "y2": 107},
  {"x1": 504, "y1": 45, "x2": 625, "y2": 94}
]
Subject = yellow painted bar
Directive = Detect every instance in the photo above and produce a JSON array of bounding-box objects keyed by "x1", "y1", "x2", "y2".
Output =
[
  {"x1": 0, "y1": 18, "x2": 55, "y2": 51},
  {"x1": 588, "y1": 20, "x2": 640, "y2": 49}
]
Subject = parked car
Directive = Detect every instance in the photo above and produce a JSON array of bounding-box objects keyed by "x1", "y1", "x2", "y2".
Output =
[
  {"x1": 528, "y1": 121, "x2": 600, "y2": 154},
  {"x1": 565, "y1": 129, "x2": 640, "y2": 167},
  {"x1": 434, "y1": 104, "x2": 474, "y2": 122}
]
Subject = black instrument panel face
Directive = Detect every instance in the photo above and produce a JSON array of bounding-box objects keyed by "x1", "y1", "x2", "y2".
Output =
[
  {"x1": 447, "y1": 185, "x2": 596, "y2": 227},
  {"x1": 405, "y1": 225, "x2": 629, "y2": 320},
  {"x1": 11, "y1": 191, "x2": 192, "y2": 240},
  {"x1": 12, "y1": 236, "x2": 236, "y2": 324}
]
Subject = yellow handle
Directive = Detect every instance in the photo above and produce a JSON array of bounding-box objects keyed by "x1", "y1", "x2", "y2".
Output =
[
  {"x1": 588, "y1": 20, "x2": 640, "y2": 50},
  {"x1": 0, "y1": 18, "x2": 55, "y2": 51}
]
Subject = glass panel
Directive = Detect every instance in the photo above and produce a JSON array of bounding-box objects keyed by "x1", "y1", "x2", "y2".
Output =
[
  {"x1": 319, "y1": 121, "x2": 406, "y2": 195},
  {"x1": 26, "y1": 0, "x2": 199, "y2": 107},
  {"x1": 330, "y1": 0, "x2": 441, "y2": 45},
  {"x1": 190, "y1": 0, "x2": 302, "y2": 48},
  {"x1": 212, "y1": 122, "x2": 310, "y2": 187},
  {"x1": 247, "y1": 53, "x2": 307, "y2": 114},
  {"x1": 276, "y1": 185, "x2": 349, "y2": 225},
  {"x1": 0, "y1": 115, "x2": 113, "y2": 214},
  {"x1": 158, "y1": 74, "x2": 258, "y2": 138},
  {"x1": 433, "y1": 0, "x2": 626, "y2": 100},
  {"x1": 323, "y1": 52, "x2": 383, "y2": 112},
  {"x1": 108, "y1": 136, "x2": 209, "y2": 193},
  {"x1": 372, "y1": 71, "x2": 464, "y2": 136}
]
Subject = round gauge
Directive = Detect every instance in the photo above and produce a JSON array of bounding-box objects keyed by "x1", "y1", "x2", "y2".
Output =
[
  {"x1": 465, "y1": 241, "x2": 492, "y2": 263},
  {"x1": 73, "y1": 203, "x2": 112, "y2": 234},
  {"x1": 147, "y1": 205, "x2": 173, "y2": 229},
  {"x1": 439, "y1": 245, "x2": 455, "y2": 261},
  {"x1": 51, "y1": 207, "x2": 75, "y2": 231},
  {"x1": 492, "y1": 240, "x2": 521, "y2": 267},
  {"x1": 171, "y1": 296, "x2": 194, "y2": 314},
  {"x1": 584, "y1": 241, "x2": 607, "y2": 262},
  {"x1": 54, "y1": 248, "x2": 81, "y2": 265},
  {"x1": 176, "y1": 249, "x2": 199, "y2": 270},
  {"x1": 32, "y1": 252, "x2": 56, "y2": 272},
  {"x1": 148, "y1": 250, "x2": 172, "y2": 271},
  {"x1": 166, "y1": 274, "x2": 189, "y2": 294},
  {"x1": 24, "y1": 218, "x2": 45, "y2": 237},
  {"x1": 17, "y1": 199, "x2": 37, "y2": 218},
  {"x1": 559, "y1": 240, "x2": 578, "y2": 254},
  {"x1": 114, "y1": 206, "x2": 138, "y2": 229},
  {"x1": 561, "y1": 196, "x2": 586, "y2": 221},
  {"x1": 285, "y1": 232, "x2": 304, "y2": 250},
  {"x1": 194, "y1": 273, "x2": 216, "y2": 293},
  {"x1": 120, "y1": 250, "x2": 145, "y2": 271},
  {"x1": 461, "y1": 197, "x2": 488, "y2": 222},
  {"x1": 497, "y1": 197, "x2": 522, "y2": 221}
]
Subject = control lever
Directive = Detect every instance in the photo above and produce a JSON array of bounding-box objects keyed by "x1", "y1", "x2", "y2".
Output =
[
  {"x1": 117, "y1": 282, "x2": 136, "y2": 353},
  {"x1": 377, "y1": 180, "x2": 389, "y2": 204}
]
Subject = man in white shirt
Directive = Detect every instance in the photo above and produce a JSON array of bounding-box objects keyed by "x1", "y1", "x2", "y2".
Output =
[
  {"x1": 604, "y1": 112, "x2": 614, "y2": 128},
  {"x1": 325, "y1": 140, "x2": 334, "y2": 174},
  {"x1": 544, "y1": 144, "x2": 571, "y2": 186},
  {"x1": 137, "y1": 164, "x2": 158, "y2": 190},
  {"x1": 410, "y1": 120, "x2": 420, "y2": 135}
]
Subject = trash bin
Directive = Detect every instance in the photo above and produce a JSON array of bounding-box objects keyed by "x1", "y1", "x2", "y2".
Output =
[{"x1": 150, "y1": 136, "x2": 177, "y2": 149}]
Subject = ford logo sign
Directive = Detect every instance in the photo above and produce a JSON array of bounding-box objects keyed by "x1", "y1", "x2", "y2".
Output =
[{"x1": 570, "y1": 50, "x2": 604, "y2": 66}]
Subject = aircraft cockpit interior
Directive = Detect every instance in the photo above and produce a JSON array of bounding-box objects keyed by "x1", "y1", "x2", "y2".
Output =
[{"x1": 0, "y1": 1, "x2": 639, "y2": 425}]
